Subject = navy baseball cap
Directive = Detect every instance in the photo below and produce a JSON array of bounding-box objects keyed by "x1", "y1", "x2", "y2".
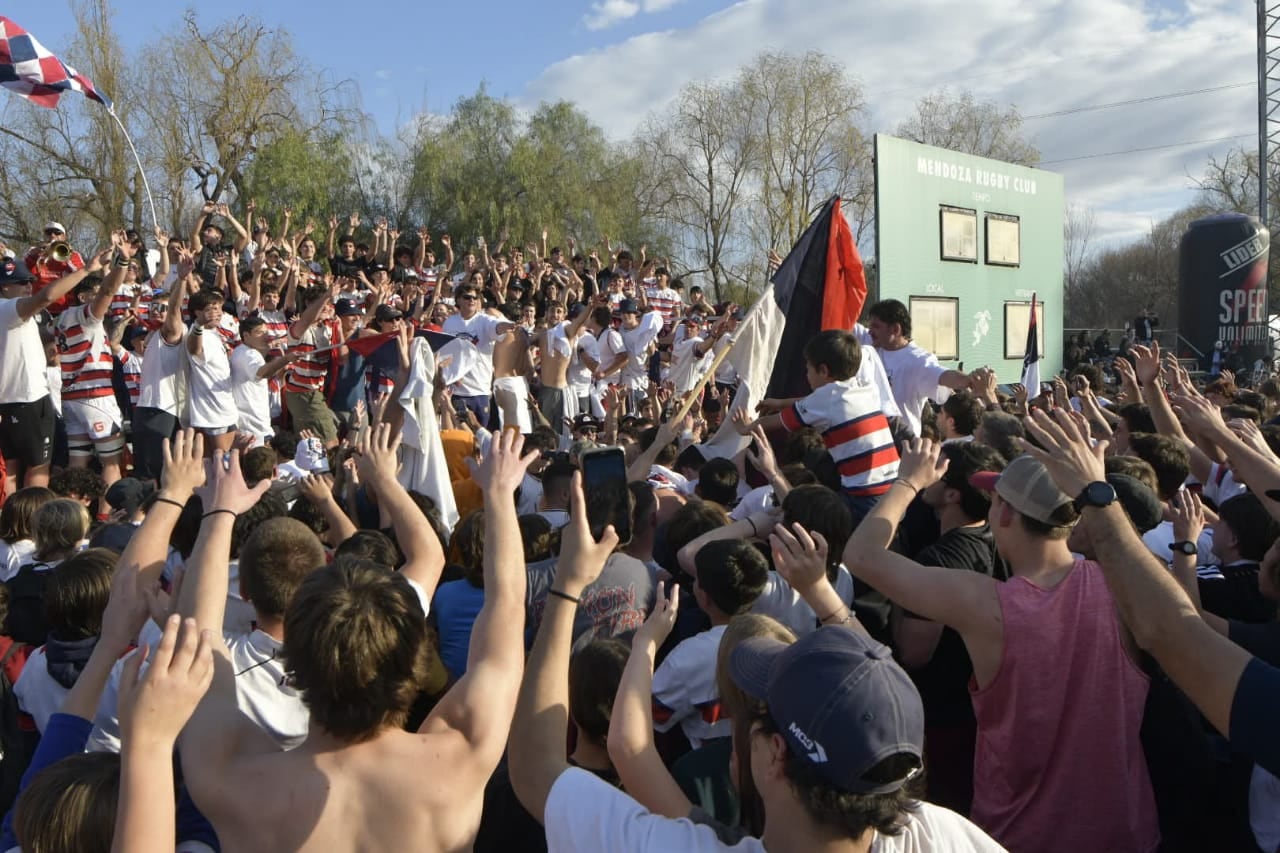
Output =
[
  {"x1": 0, "y1": 257, "x2": 34, "y2": 286},
  {"x1": 618, "y1": 298, "x2": 640, "y2": 314},
  {"x1": 334, "y1": 299, "x2": 363, "y2": 317},
  {"x1": 730, "y1": 625, "x2": 924, "y2": 795}
]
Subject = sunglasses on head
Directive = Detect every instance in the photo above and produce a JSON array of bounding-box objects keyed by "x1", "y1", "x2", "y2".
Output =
[{"x1": 44, "y1": 229, "x2": 63, "y2": 236}]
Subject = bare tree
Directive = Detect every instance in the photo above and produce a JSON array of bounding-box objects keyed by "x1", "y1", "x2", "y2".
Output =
[
  {"x1": 738, "y1": 51, "x2": 871, "y2": 255},
  {"x1": 897, "y1": 89, "x2": 1039, "y2": 166},
  {"x1": 635, "y1": 80, "x2": 757, "y2": 301}
]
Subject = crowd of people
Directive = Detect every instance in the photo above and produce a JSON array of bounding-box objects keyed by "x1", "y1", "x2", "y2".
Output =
[{"x1": 0, "y1": 205, "x2": 1277, "y2": 851}]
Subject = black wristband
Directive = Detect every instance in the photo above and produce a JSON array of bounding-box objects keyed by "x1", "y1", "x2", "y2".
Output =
[
  {"x1": 154, "y1": 496, "x2": 186, "y2": 511},
  {"x1": 548, "y1": 588, "x2": 580, "y2": 605},
  {"x1": 201, "y1": 508, "x2": 237, "y2": 521}
]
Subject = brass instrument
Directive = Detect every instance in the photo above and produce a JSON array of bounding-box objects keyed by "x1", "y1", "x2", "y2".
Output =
[{"x1": 48, "y1": 241, "x2": 71, "y2": 263}]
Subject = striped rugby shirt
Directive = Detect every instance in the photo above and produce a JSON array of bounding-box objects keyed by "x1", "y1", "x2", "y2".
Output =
[
  {"x1": 779, "y1": 378, "x2": 899, "y2": 497},
  {"x1": 285, "y1": 321, "x2": 334, "y2": 394},
  {"x1": 56, "y1": 305, "x2": 115, "y2": 401}
]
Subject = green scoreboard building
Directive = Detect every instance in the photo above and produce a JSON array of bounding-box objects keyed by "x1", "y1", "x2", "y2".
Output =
[{"x1": 873, "y1": 134, "x2": 1065, "y2": 383}]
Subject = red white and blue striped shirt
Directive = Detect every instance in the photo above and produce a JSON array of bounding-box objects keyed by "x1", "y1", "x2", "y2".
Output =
[{"x1": 779, "y1": 379, "x2": 899, "y2": 497}]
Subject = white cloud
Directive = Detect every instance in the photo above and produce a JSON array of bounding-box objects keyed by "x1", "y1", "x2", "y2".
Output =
[
  {"x1": 583, "y1": 0, "x2": 687, "y2": 31},
  {"x1": 532, "y1": 0, "x2": 1259, "y2": 246}
]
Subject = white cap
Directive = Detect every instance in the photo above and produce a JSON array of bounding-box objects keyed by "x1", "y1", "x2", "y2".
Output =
[{"x1": 44, "y1": 222, "x2": 66, "y2": 234}]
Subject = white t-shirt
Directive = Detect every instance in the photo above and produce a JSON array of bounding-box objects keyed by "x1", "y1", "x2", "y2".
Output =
[
  {"x1": 752, "y1": 565, "x2": 856, "y2": 637},
  {"x1": 619, "y1": 312, "x2": 664, "y2": 391},
  {"x1": 669, "y1": 336, "x2": 714, "y2": 396},
  {"x1": 0, "y1": 297, "x2": 49, "y2": 404},
  {"x1": 857, "y1": 344, "x2": 902, "y2": 419},
  {"x1": 569, "y1": 331, "x2": 600, "y2": 396},
  {"x1": 595, "y1": 328, "x2": 626, "y2": 384},
  {"x1": 652, "y1": 624, "x2": 729, "y2": 748},
  {"x1": 442, "y1": 312, "x2": 506, "y2": 397},
  {"x1": 543, "y1": 766, "x2": 1005, "y2": 852},
  {"x1": 137, "y1": 331, "x2": 185, "y2": 414},
  {"x1": 230, "y1": 345, "x2": 272, "y2": 440},
  {"x1": 14, "y1": 647, "x2": 68, "y2": 733},
  {"x1": 89, "y1": 627, "x2": 309, "y2": 753},
  {"x1": 875, "y1": 341, "x2": 951, "y2": 437},
  {"x1": 186, "y1": 329, "x2": 237, "y2": 429}
]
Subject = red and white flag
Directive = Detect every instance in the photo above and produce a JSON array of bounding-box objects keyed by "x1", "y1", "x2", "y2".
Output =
[{"x1": 0, "y1": 16, "x2": 112, "y2": 109}]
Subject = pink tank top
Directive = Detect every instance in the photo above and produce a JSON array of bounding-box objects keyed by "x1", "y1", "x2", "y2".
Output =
[{"x1": 969, "y1": 560, "x2": 1160, "y2": 853}]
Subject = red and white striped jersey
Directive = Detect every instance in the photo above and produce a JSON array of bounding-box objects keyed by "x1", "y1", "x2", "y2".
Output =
[
  {"x1": 779, "y1": 379, "x2": 899, "y2": 497},
  {"x1": 108, "y1": 283, "x2": 151, "y2": 323},
  {"x1": 285, "y1": 321, "x2": 334, "y2": 394},
  {"x1": 116, "y1": 350, "x2": 142, "y2": 407},
  {"x1": 645, "y1": 286, "x2": 681, "y2": 331},
  {"x1": 55, "y1": 305, "x2": 115, "y2": 401}
]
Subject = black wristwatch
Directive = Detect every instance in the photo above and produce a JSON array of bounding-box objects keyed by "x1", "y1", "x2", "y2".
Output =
[
  {"x1": 1170, "y1": 540, "x2": 1198, "y2": 556},
  {"x1": 1073, "y1": 481, "x2": 1117, "y2": 512}
]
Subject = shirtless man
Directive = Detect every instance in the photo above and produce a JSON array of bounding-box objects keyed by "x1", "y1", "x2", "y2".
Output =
[
  {"x1": 169, "y1": 425, "x2": 530, "y2": 852},
  {"x1": 492, "y1": 314, "x2": 534, "y2": 434},
  {"x1": 533, "y1": 301, "x2": 593, "y2": 436}
]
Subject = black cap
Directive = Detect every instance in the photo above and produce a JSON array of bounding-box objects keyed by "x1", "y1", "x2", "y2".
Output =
[
  {"x1": 105, "y1": 478, "x2": 155, "y2": 515},
  {"x1": 335, "y1": 299, "x2": 363, "y2": 317},
  {"x1": 573, "y1": 413, "x2": 602, "y2": 431},
  {"x1": 0, "y1": 257, "x2": 34, "y2": 286},
  {"x1": 368, "y1": 262, "x2": 389, "y2": 274},
  {"x1": 374, "y1": 304, "x2": 403, "y2": 323},
  {"x1": 618, "y1": 298, "x2": 640, "y2": 314}
]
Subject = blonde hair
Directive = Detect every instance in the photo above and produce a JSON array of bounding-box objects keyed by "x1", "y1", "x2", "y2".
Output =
[
  {"x1": 716, "y1": 613, "x2": 797, "y2": 836},
  {"x1": 32, "y1": 499, "x2": 90, "y2": 562}
]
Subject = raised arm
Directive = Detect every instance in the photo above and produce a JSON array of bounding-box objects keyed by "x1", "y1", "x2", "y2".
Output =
[
  {"x1": 356, "y1": 423, "x2": 446, "y2": 599},
  {"x1": 16, "y1": 248, "x2": 108, "y2": 322},
  {"x1": 120, "y1": 430, "x2": 206, "y2": 587},
  {"x1": 176, "y1": 452, "x2": 278, "y2": 804},
  {"x1": 154, "y1": 228, "x2": 171, "y2": 282},
  {"x1": 842, "y1": 440, "x2": 1002, "y2": 642},
  {"x1": 510, "y1": 472, "x2": 620, "y2": 821},
  {"x1": 605, "y1": 582, "x2": 692, "y2": 818},
  {"x1": 1166, "y1": 490, "x2": 1228, "y2": 636},
  {"x1": 159, "y1": 254, "x2": 191, "y2": 345},
  {"x1": 217, "y1": 203, "x2": 249, "y2": 253},
  {"x1": 113, "y1": 616, "x2": 213, "y2": 853},
  {"x1": 1174, "y1": 393, "x2": 1280, "y2": 517},
  {"x1": 1019, "y1": 408, "x2": 1258, "y2": 747},
  {"x1": 419, "y1": 430, "x2": 533, "y2": 770}
]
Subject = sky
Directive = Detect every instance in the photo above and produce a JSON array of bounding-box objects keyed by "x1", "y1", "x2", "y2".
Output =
[{"x1": 11, "y1": 0, "x2": 1263, "y2": 250}]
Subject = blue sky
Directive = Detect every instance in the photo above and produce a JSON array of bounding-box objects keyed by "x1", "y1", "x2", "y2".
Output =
[
  {"x1": 15, "y1": 0, "x2": 729, "y2": 133},
  {"x1": 10, "y1": 0, "x2": 1265, "y2": 248}
]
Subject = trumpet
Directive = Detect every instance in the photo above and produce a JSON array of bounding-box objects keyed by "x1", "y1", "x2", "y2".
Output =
[{"x1": 47, "y1": 241, "x2": 72, "y2": 263}]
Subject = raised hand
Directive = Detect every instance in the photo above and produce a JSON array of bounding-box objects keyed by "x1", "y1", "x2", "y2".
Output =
[
  {"x1": 1018, "y1": 407, "x2": 1106, "y2": 499},
  {"x1": 349, "y1": 212, "x2": 361, "y2": 229},
  {"x1": 1131, "y1": 342, "x2": 1161, "y2": 387},
  {"x1": 472, "y1": 427, "x2": 538, "y2": 496},
  {"x1": 898, "y1": 437, "x2": 948, "y2": 492},
  {"x1": 634, "y1": 581, "x2": 679, "y2": 649},
  {"x1": 769, "y1": 522, "x2": 830, "y2": 595},
  {"x1": 298, "y1": 473, "x2": 337, "y2": 506},
  {"x1": 328, "y1": 215, "x2": 339, "y2": 232},
  {"x1": 209, "y1": 449, "x2": 271, "y2": 515},
  {"x1": 1170, "y1": 489, "x2": 1205, "y2": 545},
  {"x1": 118, "y1": 615, "x2": 215, "y2": 748},
  {"x1": 201, "y1": 201, "x2": 217, "y2": 215},
  {"x1": 160, "y1": 429, "x2": 207, "y2": 499},
  {"x1": 744, "y1": 424, "x2": 779, "y2": 477}
]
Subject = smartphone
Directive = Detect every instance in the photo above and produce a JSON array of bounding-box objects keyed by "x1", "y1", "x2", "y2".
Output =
[{"x1": 580, "y1": 447, "x2": 633, "y2": 546}]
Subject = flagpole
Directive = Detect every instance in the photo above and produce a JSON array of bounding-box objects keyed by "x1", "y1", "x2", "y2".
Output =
[{"x1": 106, "y1": 105, "x2": 158, "y2": 232}]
